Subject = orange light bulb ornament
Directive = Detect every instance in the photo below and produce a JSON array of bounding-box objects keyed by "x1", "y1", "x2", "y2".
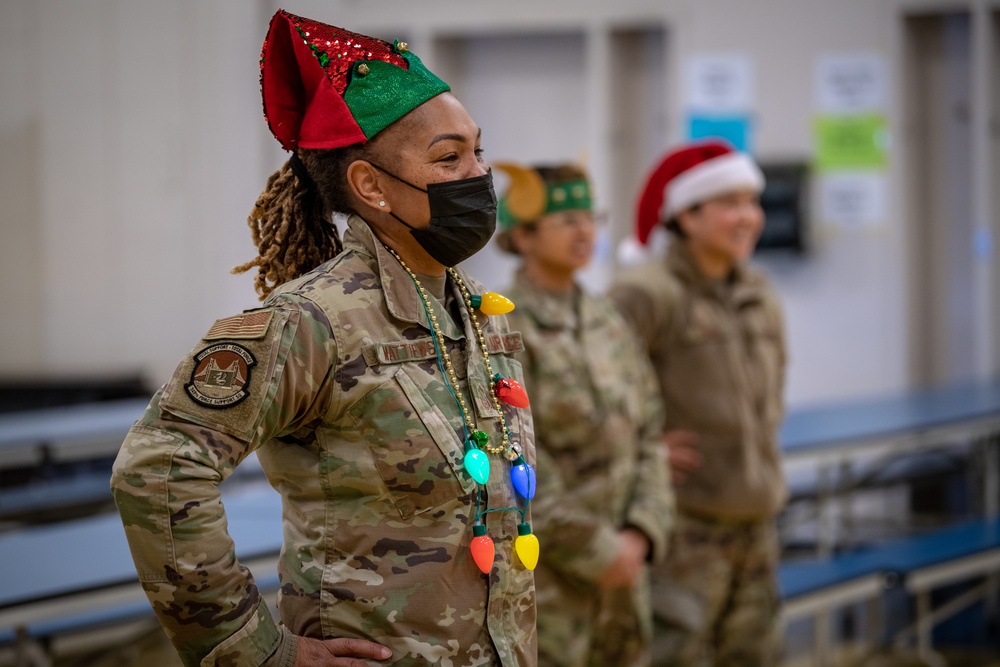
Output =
[
  {"x1": 514, "y1": 522, "x2": 539, "y2": 570},
  {"x1": 470, "y1": 292, "x2": 514, "y2": 316},
  {"x1": 470, "y1": 524, "x2": 495, "y2": 574}
]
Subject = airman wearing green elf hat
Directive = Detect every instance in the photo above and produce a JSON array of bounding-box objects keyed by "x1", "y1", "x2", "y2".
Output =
[{"x1": 111, "y1": 9, "x2": 538, "y2": 667}]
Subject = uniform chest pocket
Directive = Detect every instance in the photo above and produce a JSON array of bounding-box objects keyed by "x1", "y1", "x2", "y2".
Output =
[
  {"x1": 680, "y1": 322, "x2": 727, "y2": 347},
  {"x1": 678, "y1": 300, "x2": 728, "y2": 347},
  {"x1": 348, "y1": 367, "x2": 474, "y2": 519}
]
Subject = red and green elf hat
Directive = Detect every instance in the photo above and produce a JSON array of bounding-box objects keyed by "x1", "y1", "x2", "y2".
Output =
[{"x1": 260, "y1": 9, "x2": 451, "y2": 150}]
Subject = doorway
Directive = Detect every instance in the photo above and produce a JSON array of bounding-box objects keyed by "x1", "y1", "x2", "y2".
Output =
[{"x1": 903, "y1": 12, "x2": 976, "y2": 387}]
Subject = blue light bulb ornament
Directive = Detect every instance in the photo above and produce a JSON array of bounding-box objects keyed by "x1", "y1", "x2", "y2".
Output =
[
  {"x1": 510, "y1": 455, "x2": 536, "y2": 500},
  {"x1": 464, "y1": 437, "x2": 490, "y2": 484}
]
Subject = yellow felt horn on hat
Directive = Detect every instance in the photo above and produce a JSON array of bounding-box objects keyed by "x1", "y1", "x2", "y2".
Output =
[{"x1": 494, "y1": 162, "x2": 548, "y2": 227}]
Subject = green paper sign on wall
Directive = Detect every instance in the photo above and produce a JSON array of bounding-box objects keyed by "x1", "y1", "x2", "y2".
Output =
[{"x1": 814, "y1": 114, "x2": 888, "y2": 171}]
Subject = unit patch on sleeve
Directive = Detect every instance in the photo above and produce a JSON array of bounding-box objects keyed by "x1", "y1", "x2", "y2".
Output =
[
  {"x1": 203, "y1": 310, "x2": 274, "y2": 341},
  {"x1": 185, "y1": 343, "x2": 257, "y2": 408}
]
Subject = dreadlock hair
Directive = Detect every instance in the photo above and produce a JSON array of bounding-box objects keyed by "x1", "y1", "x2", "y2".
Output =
[{"x1": 233, "y1": 142, "x2": 379, "y2": 300}]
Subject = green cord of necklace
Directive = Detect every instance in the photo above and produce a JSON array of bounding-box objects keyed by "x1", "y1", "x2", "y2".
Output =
[
  {"x1": 387, "y1": 248, "x2": 512, "y2": 455},
  {"x1": 479, "y1": 505, "x2": 527, "y2": 524},
  {"x1": 410, "y1": 279, "x2": 470, "y2": 444},
  {"x1": 402, "y1": 267, "x2": 488, "y2": 522},
  {"x1": 448, "y1": 270, "x2": 515, "y2": 454},
  {"x1": 387, "y1": 246, "x2": 529, "y2": 527}
]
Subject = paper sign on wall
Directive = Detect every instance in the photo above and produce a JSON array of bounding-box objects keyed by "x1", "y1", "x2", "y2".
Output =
[
  {"x1": 685, "y1": 54, "x2": 754, "y2": 112},
  {"x1": 814, "y1": 114, "x2": 888, "y2": 170},
  {"x1": 814, "y1": 54, "x2": 888, "y2": 227},
  {"x1": 816, "y1": 54, "x2": 885, "y2": 114},
  {"x1": 818, "y1": 172, "x2": 886, "y2": 227},
  {"x1": 687, "y1": 115, "x2": 752, "y2": 152},
  {"x1": 684, "y1": 54, "x2": 755, "y2": 150}
]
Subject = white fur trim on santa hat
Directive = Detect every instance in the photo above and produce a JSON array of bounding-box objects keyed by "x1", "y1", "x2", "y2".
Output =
[{"x1": 664, "y1": 152, "x2": 765, "y2": 217}]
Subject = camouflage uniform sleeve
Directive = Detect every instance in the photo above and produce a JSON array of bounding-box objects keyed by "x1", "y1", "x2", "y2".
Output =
[
  {"x1": 110, "y1": 296, "x2": 335, "y2": 667},
  {"x1": 623, "y1": 343, "x2": 674, "y2": 564},
  {"x1": 521, "y1": 345, "x2": 620, "y2": 586},
  {"x1": 532, "y1": 443, "x2": 621, "y2": 584}
]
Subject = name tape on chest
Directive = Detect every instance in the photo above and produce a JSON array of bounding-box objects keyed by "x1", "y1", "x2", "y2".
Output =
[{"x1": 365, "y1": 332, "x2": 524, "y2": 365}]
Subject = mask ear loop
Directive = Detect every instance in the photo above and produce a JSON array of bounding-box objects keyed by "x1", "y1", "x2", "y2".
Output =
[
  {"x1": 368, "y1": 161, "x2": 425, "y2": 231},
  {"x1": 389, "y1": 211, "x2": 419, "y2": 231},
  {"x1": 367, "y1": 161, "x2": 427, "y2": 192}
]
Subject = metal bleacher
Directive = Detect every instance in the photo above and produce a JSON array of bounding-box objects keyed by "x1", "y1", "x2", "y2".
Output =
[
  {"x1": 0, "y1": 379, "x2": 998, "y2": 666},
  {"x1": 776, "y1": 379, "x2": 1000, "y2": 665},
  {"x1": 0, "y1": 482, "x2": 283, "y2": 666},
  {"x1": 778, "y1": 516, "x2": 1000, "y2": 665},
  {"x1": 0, "y1": 398, "x2": 151, "y2": 524}
]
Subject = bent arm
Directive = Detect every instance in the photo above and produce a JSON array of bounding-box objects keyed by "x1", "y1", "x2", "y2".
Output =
[
  {"x1": 623, "y1": 347, "x2": 674, "y2": 563},
  {"x1": 111, "y1": 298, "x2": 335, "y2": 666}
]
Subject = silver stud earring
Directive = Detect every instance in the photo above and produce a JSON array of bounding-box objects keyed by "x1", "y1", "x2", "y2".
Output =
[{"x1": 379, "y1": 200, "x2": 386, "y2": 207}]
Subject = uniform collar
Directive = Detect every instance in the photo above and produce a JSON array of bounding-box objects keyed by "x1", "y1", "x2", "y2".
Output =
[
  {"x1": 512, "y1": 269, "x2": 584, "y2": 331},
  {"x1": 666, "y1": 239, "x2": 765, "y2": 307},
  {"x1": 342, "y1": 214, "x2": 473, "y2": 340}
]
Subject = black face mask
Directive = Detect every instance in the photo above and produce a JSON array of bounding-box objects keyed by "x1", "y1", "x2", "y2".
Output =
[{"x1": 370, "y1": 163, "x2": 497, "y2": 267}]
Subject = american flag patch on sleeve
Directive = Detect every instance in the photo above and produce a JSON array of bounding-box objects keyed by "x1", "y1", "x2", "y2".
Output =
[{"x1": 203, "y1": 311, "x2": 274, "y2": 341}]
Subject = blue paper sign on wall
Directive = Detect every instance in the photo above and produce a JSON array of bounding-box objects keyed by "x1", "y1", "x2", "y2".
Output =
[{"x1": 687, "y1": 114, "x2": 752, "y2": 153}]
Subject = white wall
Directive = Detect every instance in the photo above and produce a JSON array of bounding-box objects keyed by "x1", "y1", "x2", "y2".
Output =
[
  {"x1": 1, "y1": 0, "x2": 271, "y2": 383},
  {"x1": 1, "y1": 0, "x2": 45, "y2": 374},
  {"x1": 1, "y1": 0, "x2": 997, "y2": 409}
]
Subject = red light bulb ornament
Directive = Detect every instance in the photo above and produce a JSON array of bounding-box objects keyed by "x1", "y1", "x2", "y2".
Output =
[
  {"x1": 469, "y1": 292, "x2": 514, "y2": 316},
  {"x1": 514, "y1": 523, "x2": 539, "y2": 570},
  {"x1": 493, "y1": 374, "x2": 530, "y2": 408},
  {"x1": 470, "y1": 524, "x2": 495, "y2": 573}
]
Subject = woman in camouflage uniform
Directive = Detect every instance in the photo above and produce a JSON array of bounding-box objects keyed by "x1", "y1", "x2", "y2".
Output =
[
  {"x1": 609, "y1": 140, "x2": 788, "y2": 666},
  {"x1": 110, "y1": 11, "x2": 536, "y2": 667},
  {"x1": 494, "y1": 163, "x2": 674, "y2": 667}
]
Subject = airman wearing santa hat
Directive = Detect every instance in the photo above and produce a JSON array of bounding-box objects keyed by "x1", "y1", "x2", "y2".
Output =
[{"x1": 609, "y1": 139, "x2": 788, "y2": 667}]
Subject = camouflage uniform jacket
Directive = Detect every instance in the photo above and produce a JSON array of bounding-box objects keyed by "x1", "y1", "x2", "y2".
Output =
[
  {"x1": 504, "y1": 270, "x2": 673, "y2": 589},
  {"x1": 111, "y1": 215, "x2": 537, "y2": 667},
  {"x1": 608, "y1": 241, "x2": 788, "y2": 522}
]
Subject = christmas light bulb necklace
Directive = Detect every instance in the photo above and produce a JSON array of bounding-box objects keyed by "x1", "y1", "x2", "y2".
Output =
[{"x1": 386, "y1": 246, "x2": 539, "y2": 572}]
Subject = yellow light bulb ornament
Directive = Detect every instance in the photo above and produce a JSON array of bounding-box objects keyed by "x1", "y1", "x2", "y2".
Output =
[
  {"x1": 470, "y1": 292, "x2": 514, "y2": 316},
  {"x1": 514, "y1": 522, "x2": 539, "y2": 570}
]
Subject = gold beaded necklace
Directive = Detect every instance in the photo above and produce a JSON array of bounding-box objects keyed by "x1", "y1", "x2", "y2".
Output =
[
  {"x1": 386, "y1": 246, "x2": 540, "y2": 573},
  {"x1": 386, "y1": 247, "x2": 514, "y2": 458}
]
